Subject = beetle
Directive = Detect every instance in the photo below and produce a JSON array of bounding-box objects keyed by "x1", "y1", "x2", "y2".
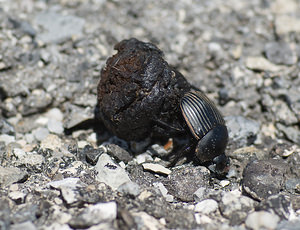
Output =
[
  {"x1": 96, "y1": 38, "x2": 229, "y2": 174},
  {"x1": 163, "y1": 88, "x2": 229, "y2": 174}
]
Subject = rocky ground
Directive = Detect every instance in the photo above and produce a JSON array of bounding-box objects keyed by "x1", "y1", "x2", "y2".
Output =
[{"x1": 0, "y1": 0, "x2": 300, "y2": 229}]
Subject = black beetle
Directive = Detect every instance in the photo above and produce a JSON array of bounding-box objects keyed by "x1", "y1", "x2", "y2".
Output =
[
  {"x1": 96, "y1": 38, "x2": 229, "y2": 173},
  {"x1": 176, "y1": 89, "x2": 229, "y2": 171}
]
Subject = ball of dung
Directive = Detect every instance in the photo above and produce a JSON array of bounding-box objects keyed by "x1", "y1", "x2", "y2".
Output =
[{"x1": 97, "y1": 38, "x2": 191, "y2": 141}]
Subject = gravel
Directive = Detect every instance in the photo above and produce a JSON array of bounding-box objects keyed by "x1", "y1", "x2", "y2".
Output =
[{"x1": 0, "y1": 0, "x2": 299, "y2": 229}]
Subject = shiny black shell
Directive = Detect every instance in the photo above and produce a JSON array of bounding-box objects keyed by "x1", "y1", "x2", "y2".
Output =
[{"x1": 180, "y1": 90, "x2": 228, "y2": 162}]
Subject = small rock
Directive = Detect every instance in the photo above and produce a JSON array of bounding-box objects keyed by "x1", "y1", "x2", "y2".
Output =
[
  {"x1": 0, "y1": 134, "x2": 15, "y2": 145},
  {"x1": 0, "y1": 166, "x2": 27, "y2": 188},
  {"x1": 136, "y1": 153, "x2": 153, "y2": 164},
  {"x1": 47, "y1": 178, "x2": 85, "y2": 190},
  {"x1": 265, "y1": 42, "x2": 296, "y2": 65},
  {"x1": 45, "y1": 108, "x2": 64, "y2": 121},
  {"x1": 219, "y1": 180, "x2": 230, "y2": 187},
  {"x1": 153, "y1": 182, "x2": 174, "y2": 202},
  {"x1": 164, "y1": 166, "x2": 211, "y2": 202},
  {"x1": 0, "y1": 119, "x2": 15, "y2": 135},
  {"x1": 32, "y1": 127, "x2": 49, "y2": 142},
  {"x1": 142, "y1": 163, "x2": 171, "y2": 175},
  {"x1": 242, "y1": 159, "x2": 290, "y2": 200},
  {"x1": 35, "y1": 10, "x2": 85, "y2": 44},
  {"x1": 194, "y1": 199, "x2": 218, "y2": 214},
  {"x1": 117, "y1": 181, "x2": 141, "y2": 197},
  {"x1": 47, "y1": 119, "x2": 64, "y2": 134},
  {"x1": 245, "y1": 56, "x2": 282, "y2": 72},
  {"x1": 193, "y1": 187, "x2": 215, "y2": 202},
  {"x1": 276, "y1": 124, "x2": 300, "y2": 145},
  {"x1": 276, "y1": 217, "x2": 300, "y2": 230},
  {"x1": 245, "y1": 211, "x2": 280, "y2": 230},
  {"x1": 95, "y1": 153, "x2": 131, "y2": 190},
  {"x1": 256, "y1": 194, "x2": 291, "y2": 220},
  {"x1": 69, "y1": 202, "x2": 117, "y2": 228},
  {"x1": 8, "y1": 191, "x2": 26, "y2": 204},
  {"x1": 40, "y1": 134, "x2": 63, "y2": 150},
  {"x1": 63, "y1": 105, "x2": 94, "y2": 129},
  {"x1": 220, "y1": 190, "x2": 255, "y2": 225},
  {"x1": 106, "y1": 144, "x2": 133, "y2": 163},
  {"x1": 275, "y1": 15, "x2": 300, "y2": 35},
  {"x1": 10, "y1": 221, "x2": 37, "y2": 230},
  {"x1": 225, "y1": 116, "x2": 260, "y2": 147},
  {"x1": 83, "y1": 145, "x2": 104, "y2": 166},
  {"x1": 132, "y1": 211, "x2": 165, "y2": 230}
]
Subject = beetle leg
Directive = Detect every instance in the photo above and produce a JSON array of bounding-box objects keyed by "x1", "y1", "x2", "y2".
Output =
[
  {"x1": 167, "y1": 141, "x2": 196, "y2": 167},
  {"x1": 152, "y1": 119, "x2": 186, "y2": 136}
]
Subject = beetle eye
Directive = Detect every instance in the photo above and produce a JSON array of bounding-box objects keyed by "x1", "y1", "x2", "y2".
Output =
[{"x1": 180, "y1": 90, "x2": 225, "y2": 140}]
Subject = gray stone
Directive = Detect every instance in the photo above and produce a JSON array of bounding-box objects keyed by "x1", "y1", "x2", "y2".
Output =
[
  {"x1": 0, "y1": 199, "x2": 11, "y2": 230},
  {"x1": 276, "y1": 217, "x2": 300, "y2": 230},
  {"x1": 277, "y1": 123, "x2": 300, "y2": 145},
  {"x1": 8, "y1": 191, "x2": 26, "y2": 204},
  {"x1": 265, "y1": 42, "x2": 296, "y2": 65},
  {"x1": 220, "y1": 190, "x2": 255, "y2": 225},
  {"x1": 117, "y1": 181, "x2": 141, "y2": 197},
  {"x1": 245, "y1": 56, "x2": 282, "y2": 72},
  {"x1": 245, "y1": 211, "x2": 279, "y2": 230},
  {"x1": 32, "y1": 127, "x2": 49, "y2": 142},
  {"x1": 69, "y1": 202, "x2": 117, "y2": 228},
  {"x1": 47, "y1": 119, "x2": 64, "y2": 134},
  {"x1": 0, "y1": 119, "x2": 15, "y2": 135},
  {"x1": 242, "y1": 159, "x2": 290, "y2": 201},
  {"x1": 194, "y1": 199, "x2": 218, "y2": 214},
  {"x1": 256, "y1": 194, "x2": 291, "y2": 220},
  {"x1": 0, "y1": 166, "x2": 27, "y2": 188},
  {"x1": 225, "y1": 116, "x2": 260, "y2": 147},
  {"x1": 63, "y1": 104, "x2": 94, "y2": 129},
  {"x1": 142, "y1": 163, "x2": 171, "y2": 175},
  {"x1": 10, "y1": 221, "x2": 37, "y2": 230},
  {"x1": 95, "y1": 153, "x2": 131, "y2": 190},
  {"x1": 153, "y1": 182, "x2": 174, "y2": 202},
  {"x1": 164, "y1": 166, "x2": 211, "y2": 202},
  {"x1": 35, "y1": 10, "x2": 85, "y2": 44},
  {"x1": 20, "y1": 89, "x2": 52, "y2": 116},
  {"x1": 0, "y1": 134, "x2": 15, "y2": 145},
  {"x1": 106, "y1": 144, "x2": 133, "y2": 163}
]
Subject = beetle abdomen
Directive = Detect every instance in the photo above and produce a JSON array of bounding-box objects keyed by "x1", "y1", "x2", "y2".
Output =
[{"x1": 180, "y1": 90, "x2": 225, "y2": 140}]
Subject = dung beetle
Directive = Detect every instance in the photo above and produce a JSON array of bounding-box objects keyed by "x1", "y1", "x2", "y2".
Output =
[
  {"x1": 96, "y1": 38, "x2": 229, "y2": 173},
  {"x1": 176, "y1": 89, "x2": 229, "y2": 171}
]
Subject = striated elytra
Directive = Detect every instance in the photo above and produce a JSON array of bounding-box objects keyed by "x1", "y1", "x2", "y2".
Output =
[{"x1": 180, "y1": 90, "x2": 228, "y2": 163}]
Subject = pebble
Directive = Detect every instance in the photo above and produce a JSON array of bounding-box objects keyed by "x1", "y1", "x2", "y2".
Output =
[
  {"x1": 264, "y1": 42, "x2": 296, "y2": 65},
  {"x1": 219, "y1": 180, "x2": 230, "y2": 188},
  {"x1": 153, "y1": 182, "x2": 174, "y2": 202},
  {"x1": 40, "y1": 134, "x2": 63, "y2": 150},
  {"x1": 106, "y1": 143, "x2": 133, "y2": 163},
  {"x1": 136, "y1": 153, "x2": 154, "y2": 164},
  {"x1": 245, "y1": 211, "x2": 279, "y2": 230},
  {"x1": 245, "y1": 56, "x2": 282, "y2": 72},
  {"x1": 194, "y1": 199, "x2": 218, "y2": 214},
  {"x1": 32, "y1": 127, "x2": 49, "y2": 142},
  {"x1": 132, "y1": 211, "x2": 165, "y2": 230},
  {"x1": 8, "y1": 191, "x2": 26, "y2": 203},
  {"x1": 164, "y1": 166, "x2": 211, "y2": 202},
  {"x1": 117, "y1": 181, "x2": 141, "y2": 197},
  {"x1": 0, "y1": 134, "x2": 15, "y2": 145},
  {"x1": 35, "y1": 10, "x2": 85, "y2": 44},
  {"x1": 242, "y1": 159, "x2": 289, "y2": 200},
  {"x1": 0, "y1": 166, "x2": 27, "y2": 188},
  {"x1": 45, "y1": 108, "x2": 64, "y2": 121},
  {"x1": 142, "y1": 163, "x2": 172, "y2": 175},
  {"x1": 10, "y1": 221, "x2": 37, "y2": 230},
  {"x1": 275, "y1": 15, "x2": 300, "y2": 35},
  {"x1": 225, "y1": 116, "x2": 260, "y2": 147},
  {"x1": 47, "y1": 177, "x2": 85, "y2": 190},
  {"x1": 149, "y1": 144, "x2": 169, "y2": 157},
  {"x1": 220, "y1": 190, "x2": 255, "y2": 225},
  {"x1": 95, "y1": 153, "x2": 131, "y2": 190},
  {"x1": 69, "y1": 202, "x2": 117, "y2": 228},
  {"x1": 47, "y1": 119, "x2": 64, "y2": 134}
]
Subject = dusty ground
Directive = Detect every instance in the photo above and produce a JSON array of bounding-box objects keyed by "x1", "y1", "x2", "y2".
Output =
[{"x1": 0, "y1": 0, "x2": 300, "y2": 229}]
